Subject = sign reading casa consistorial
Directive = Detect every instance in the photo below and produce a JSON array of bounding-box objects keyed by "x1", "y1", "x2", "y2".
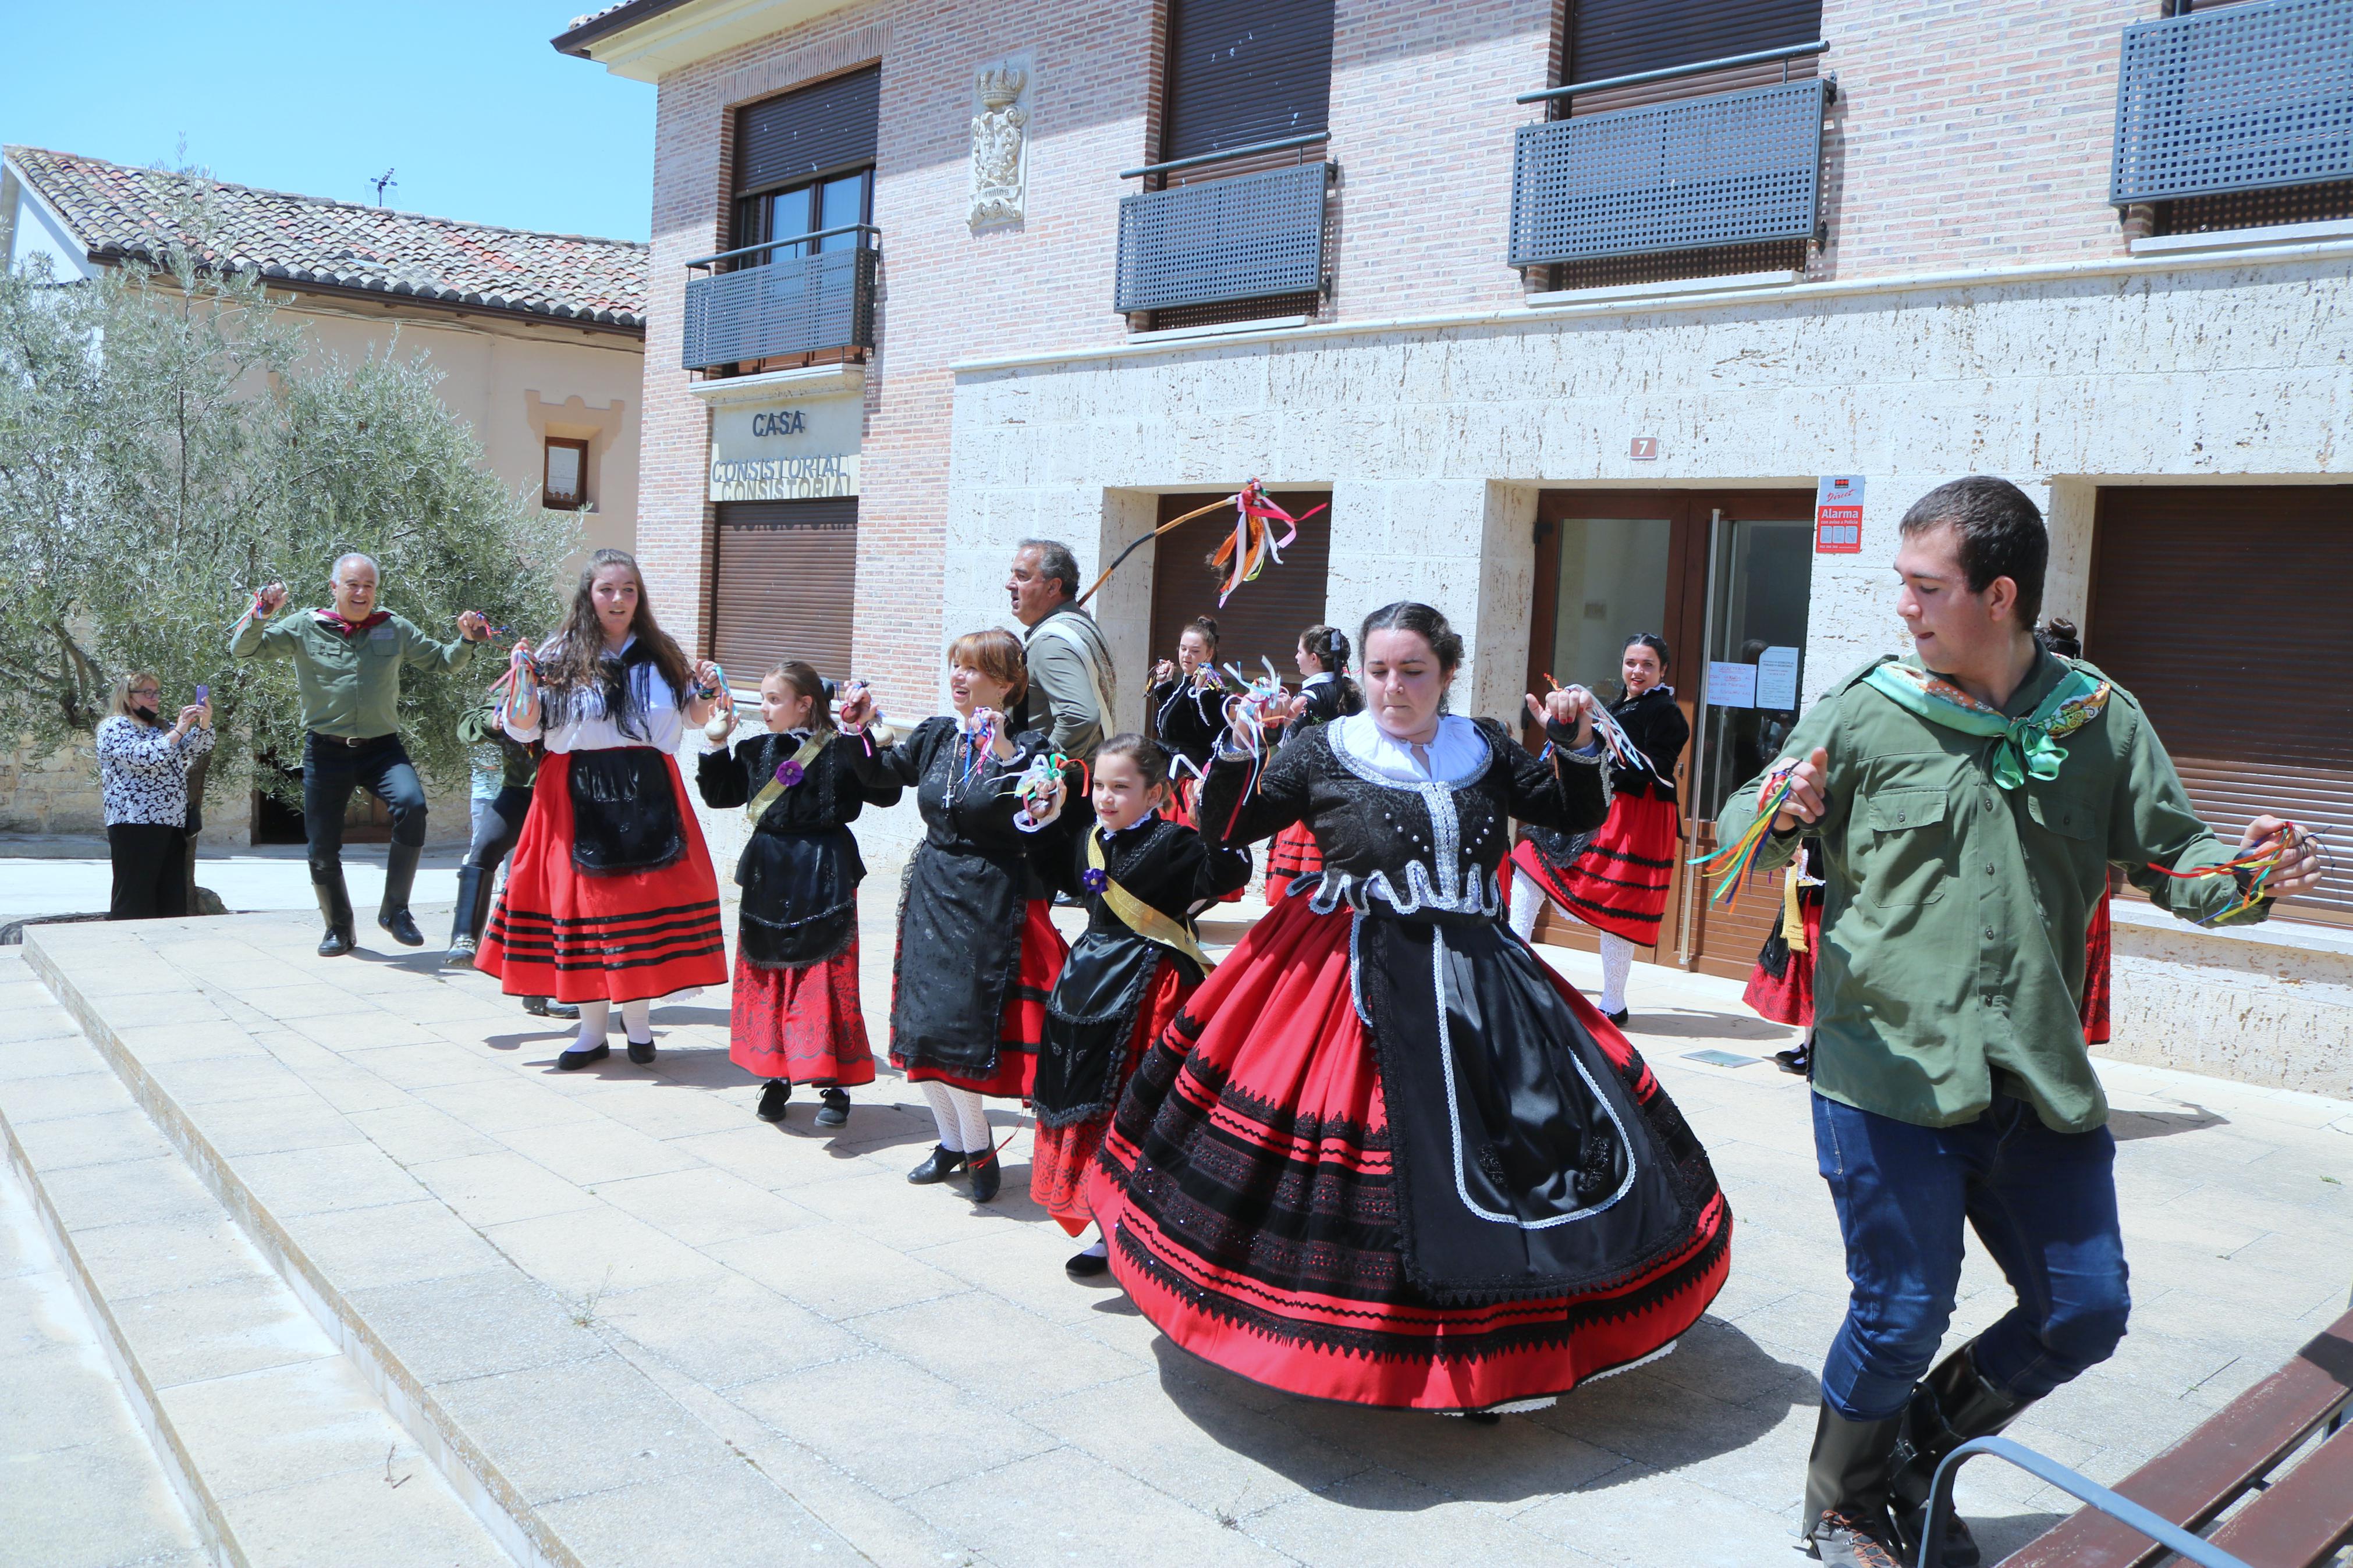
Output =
[{"x1": 708, "y1": 392, "x2": 863, "y2": 500}]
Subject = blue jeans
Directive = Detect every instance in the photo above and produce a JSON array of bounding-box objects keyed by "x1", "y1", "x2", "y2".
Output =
[{"x1": 1812, "y1": 1090, "x2": 2131, "y2": 1421}]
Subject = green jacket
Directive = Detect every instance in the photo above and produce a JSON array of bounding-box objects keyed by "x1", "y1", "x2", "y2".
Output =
[
  {"x1": 230, "y1": 610, "x2": 477, "y2": 739},
  {"x1": 1716, "y1": 650, "x2": 2266, "y2": 1134},
  {"x1": 457, "y1": 696, "x2": 537, "y2": 790}
]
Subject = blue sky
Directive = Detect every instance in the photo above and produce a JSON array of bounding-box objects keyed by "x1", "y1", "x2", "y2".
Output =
[{"x1": 2, "y1": 1, "x2": 655, "y2": 241}]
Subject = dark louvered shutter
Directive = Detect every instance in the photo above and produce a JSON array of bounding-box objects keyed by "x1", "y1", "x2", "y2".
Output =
[
  {"x1": 2088, "y1": 486, "x2": 2353, "y2": 926},
  {"x1": 1161, "y1": 0, "x2": 1336, "y2": 162},
  {"x1": 1148, "y1": 491, "x2": 1332, "y2": 688},
  {"x1": 736, "y1": 66, "x2": 881, "y2": 194},
  {"x1": 1568, "y1": 0, "x2": 1822, "y2": 84},
  {"x1": 712, "y1": 499, "x2": 858, "y2": 684}
]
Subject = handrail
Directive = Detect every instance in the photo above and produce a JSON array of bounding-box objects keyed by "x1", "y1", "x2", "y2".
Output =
[
  {"x1": 1119, "y1": 132, "x2": 1329, "y2": 180},
  {"x1": 1918, "y1": 1437, "x2": 2254, "y2": 1568},
  {"x1": 684, "y1": 223, "x2": 881, "y2": 271},
  {"x1": 1517, "y1": 40, "x2": 1829, "y2": 104}
]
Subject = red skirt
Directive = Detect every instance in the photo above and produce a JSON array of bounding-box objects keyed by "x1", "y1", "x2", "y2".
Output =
[
  {"x1": 1742, "y1": 899, "x2": 1822, "y2": 1028},
  {"x1": 1031, "y1": 956, "x2": 1191, "y2": 1236},
  {"x1": 896, "y1": 899, "x2": 1066, "y2": 1099},
  {"x1": 1089, "y1": 893, "x2": 1731, "y2": 1411},
  {"x1": 2082, "y1": 897, "x2": 2113, "y2": 1045},
  {"x1": 1266, "y1": 821, "x2": 1323, "y2": 904},
  {"x1": 729, "y1": 941, "x2": 875, "y2": 1086},
  {"x1": 1510, "y1": 793, "x2": 1680, "y2": 946},
  {"x1": 477, "y1": 752, "x2": 727, "y2": 1004}
]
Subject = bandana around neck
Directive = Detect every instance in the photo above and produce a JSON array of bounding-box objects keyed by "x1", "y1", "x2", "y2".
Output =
[
  {"x1": 1865, "y1": 660, "x2": 2110, "y2": 789},
  {"x1": 315, "y1": 609, "x2": 391, "y2": 638}
]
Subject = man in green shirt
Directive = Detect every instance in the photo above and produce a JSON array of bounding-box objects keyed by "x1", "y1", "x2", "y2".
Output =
[
  {"x1": 231, "y1": 553, "x2": 489, "y2": 957},
  {"x1": 1713, "y1": 479, "x2": 2322, "y2": 1568}
]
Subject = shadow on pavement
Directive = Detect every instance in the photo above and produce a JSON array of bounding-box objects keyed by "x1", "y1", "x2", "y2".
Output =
[
  {"x1": 1967, "y1": 1511, "x2": 2070, "y2": 1560},
  {"x1": 1627, "y1": 1010, "x2": 1795, "y2": 1043},
  {"x1": 2109, "y1": 1104, "x2": 2228, "y2": 1141}
]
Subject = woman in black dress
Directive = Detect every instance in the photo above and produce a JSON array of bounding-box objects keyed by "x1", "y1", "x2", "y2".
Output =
[
  {"x1": 1145, "y1": 616, "x2": 1230, "y2": 822},
  {"x1": 1265, "y1": 623, "x2": 1363, "y2": 901}
]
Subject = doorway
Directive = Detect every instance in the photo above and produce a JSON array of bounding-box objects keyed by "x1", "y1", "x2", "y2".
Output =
[
  {"x1": 1147, "y1": 491, "x2": 1333, "y2": 683},
  {"x1": 1524, "y1": 489, "x2": 1815, "y2": 977}
]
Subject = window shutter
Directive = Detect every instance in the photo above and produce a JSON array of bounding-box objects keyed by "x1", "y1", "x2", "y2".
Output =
[
  {"x1": 712, "y1": 499, "x2": 859, "y2": 683},
  {"x1": 1162, "y1": 0, "x2": 1337, "y2": 163},
  {"x1": 1568, "y1": 0, "x2": 1822, "y2": 85},
  {"x1": 2089, "y1": 486, "x2": 2353, "y2": 926},
  {"x1": 1148, "y1": 491, "x2": 1332, "y2": 692},
  {"x1": 736, "y1": 66, "x2": 881, "y2": 195}
]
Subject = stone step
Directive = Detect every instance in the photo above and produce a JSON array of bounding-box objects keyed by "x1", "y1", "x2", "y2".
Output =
[{"x1": 0, "y1": 950, "x2": 517, "y2": 1568}]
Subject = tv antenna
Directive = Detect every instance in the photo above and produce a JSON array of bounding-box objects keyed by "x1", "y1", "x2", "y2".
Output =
[{"x1": 370, "y1": 169, "x2": 397, "y2": 207}]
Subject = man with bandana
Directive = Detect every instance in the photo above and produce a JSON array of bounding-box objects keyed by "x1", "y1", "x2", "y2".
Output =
[
  {"x1": 1715, "y1": 478, "x2": 2324, "y2": 1568},
  {"x1": 232, "y1": 553, "x2": 490, "y2": 956}
]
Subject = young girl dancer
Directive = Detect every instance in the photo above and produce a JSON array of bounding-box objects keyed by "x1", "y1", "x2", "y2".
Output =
[
  {"x1": 1265, "y1": 623, "x2": 1362, "y2": 902},
  {"x1": 698, "y1": 663, "x2": 902, "y2": 1128},
  {"x1": 477, "y1": 549, "x2": 729, "y2": 1068},
  {"x1": 837, "y1": 631, "x2": 1068, "y2": 1202},
  {"x1": 1506, "y1": 633, "x2": 1689, "y2": 1024},
  {"x1": 1027, "y1": 735, "x2": 1250, "y2": 1277},
  {"x1": 1090, "y1": 602, "x2": 1730, "y2": 1416},
  {"x1": 1145, "y1": 617, "x2": 1228, "y2": 822}
]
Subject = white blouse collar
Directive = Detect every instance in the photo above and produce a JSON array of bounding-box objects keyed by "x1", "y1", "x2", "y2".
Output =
[
  {"x1": 1302, "y1": 671, "x2": 1336, "y2": 689},
  {"x1": 1330, "y1": 710, "x2": 1488, "y2": 785}
]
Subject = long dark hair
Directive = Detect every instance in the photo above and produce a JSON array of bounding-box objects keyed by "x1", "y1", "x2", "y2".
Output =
[
  {"x1": 1358, "y1": 602, "x2": 1464, "y2": 673},
  {"x1": 1300, "y1": 623, "x2": 1364, "y2": 714},
  {"x1": 540, "y1": 549, "x2": 693, "y2": 737}
]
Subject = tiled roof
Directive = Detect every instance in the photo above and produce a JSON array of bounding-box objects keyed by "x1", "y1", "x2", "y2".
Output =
[
  {"x1": 5, "y1": 145, "x2": 647, "y2": 331},
  {"x1": 553, "y1": 0, "x2": 694, "y2": 56}
]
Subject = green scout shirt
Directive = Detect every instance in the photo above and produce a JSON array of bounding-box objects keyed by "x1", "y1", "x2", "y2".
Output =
[
  {"x1": 230, "y1": 610, "x2": 477, "y2": 739},
  {"x1": 457, "y1": 696, "x2": 537, "y2": 791},
  {"x1": 1715, "y1": 650, "x2": 2269, "y2": 1135}
]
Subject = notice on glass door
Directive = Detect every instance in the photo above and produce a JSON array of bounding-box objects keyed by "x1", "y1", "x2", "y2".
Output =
[
  {"x1": 1755, "y1": 645, "x2": 1801, "y2": 710},
  {"x1": 1706, "y1": 660, "x2": 1758, "y2": 709}
]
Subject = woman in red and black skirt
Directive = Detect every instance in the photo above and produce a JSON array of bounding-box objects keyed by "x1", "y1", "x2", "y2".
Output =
[
  {"x1": 1506, "y1": 634, "x2": 1688, "y2": 1025},
  {"x1": 1265, "y1": 623, "x2": 1362, "y2": 902},
  {"x1": 1145, "y1": 616, "x2": 1229, "y2": 828},
  {"x1": 478, "y1": 550, "x2": 729, "y2": 1068},
  {"x1": 1744, "y1": 835, "x2": 1825, "y2": 1075},
  {"x1": 1091, "y1": 602, "x2": 1730, "y2": 1416},
  {"x1": 836, "y1": 631, "x2": 1067, "y2": 1203},
  {"x1": 698, "y1": 662, "x2": 903, "y2": 1128}
]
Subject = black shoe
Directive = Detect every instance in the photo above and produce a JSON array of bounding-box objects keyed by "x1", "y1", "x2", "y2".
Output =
[
  {"x1": 1887, "y1": 1340, "x2": 2027, "y2": 1568},
  {"x1": 521, "y1": 996, "x2": 580, "y2": 1020},
  {"x1": 1604, "y1": 1007, "x2": 1630, "y2": 1026},
  {"x1": 556, "y1": 1043, "x2": 610, "y2": 1071},
  {"x1": 1463, "y1": 1410, "x2": 1504, "y2": 1426},
  {"x1": 966, "y1": 1147, "x2": 1002, "y2": 1203},
  {"x1": 1774, "y1": 1043, "x2": 1812, "y2": 1076},
  {"x1": 1807, "y1": 1511, "x2": 1904, "y2": 1568},
  {"x1": 313, "y1": 870, "x2": 356, "y2": 957},
  {"x1": 757, "y1": 1080, "x2": 792, "y2": 1122},
  {"x1": 1801, "y1": 1405, "x2": 1904, "y2": 1568},
  {"x1": 377, "y1": 840, "x2": 425, "y2": 947},
  {"x1": 907, "y1": 1145, "x2": 967, "y2": 1184},
  {"x1": 1065, "y1": 1249, "x2": 1110, "y2": 1279},
  {"x1": 626, "y1": 1036, "x2": 656, "y2": 1065},
  {"x1": 814, "y1": 1088, "x2": 850, "y2": 1128}
]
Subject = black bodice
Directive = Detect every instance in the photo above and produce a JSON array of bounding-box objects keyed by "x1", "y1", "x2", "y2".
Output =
[
  {"x1": 1148, "y1": 673, "x2": 1229, "y2": 772},
  {"x1": 695, "y1": 728, "x2": 902, "y2": 967},
  {"x1": 1603, "y1": 686, "x2": 1689, "y2": 802}
]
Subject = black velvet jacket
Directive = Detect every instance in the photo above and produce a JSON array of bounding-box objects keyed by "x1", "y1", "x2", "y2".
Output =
[
  {"x1": 1198, "y1": 717, "x2": 1607, "y2": 920},
  {"x1": 695, "y1": 729, "x2": 902, "y2": 968},
  {"x1": 1600, "y1": 685, "x2": 1689, "y2": 804},
  {"x1": 1147, "y1": 671, "x2": 1229, "y2": 774}
]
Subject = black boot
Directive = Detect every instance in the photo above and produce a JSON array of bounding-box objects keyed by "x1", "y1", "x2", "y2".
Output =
[
  {"x1": 445, "y1": 863, "x2": 485, "y2": 966},
  {"x1": 907, "y1": 1145, "x2": 966, "y2": 1185},
  {"x1": 378, "y1": 840, "x2": 425, "y2": 947},
  {"x1": 1802, "y1": 1405, "x2": 1905, "y2": 1568},
  {"x1": 1887, "y1": 1340, "x2": 2028, "y2": 1568},
  {"x1": 757, "y1": 1080, "x2": 792, "y2": 1122},
  {"x1": 966, "y1": 1146, "x2": 1002, "y2": 1203},
  {"x1": 313, "y1": 866, "x2": 356, "y2": 957}
]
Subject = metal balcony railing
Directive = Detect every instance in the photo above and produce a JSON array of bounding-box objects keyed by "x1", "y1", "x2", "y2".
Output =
[
  {"x1": 682, "y1": 224, "x2": 878, "y2": 373},
  {"x1": 1507, "y1": 77, "x2": 1829, "y2": 269},
  {"x1": 2110, "y1": 0, "x2": 2353, "y2": 207},
  {"x1": 1113, "y1": 158, "x2": 1333, "y2": 316}
]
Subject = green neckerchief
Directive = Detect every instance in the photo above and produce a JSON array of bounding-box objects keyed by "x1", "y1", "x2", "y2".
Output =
[
  {"x1": 744, "y1": 730, "x2": 830, "y2": 823},
  {"x1": 1864, "y1": 659, "x2": 2111, "y2": 790}
]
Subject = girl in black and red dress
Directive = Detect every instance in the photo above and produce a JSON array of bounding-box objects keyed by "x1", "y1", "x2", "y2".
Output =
[
  {"x1": 1145, "y1": 617, "x2": 1229, "y2": 825},
  {"x1": 478, "y1": 550, "x2": 729, "y2": 1068},
  {"x1": 1265, "y1": 623, "x2": 1362, "y2": 903},
  {"x1": 1506, "y1": 633, "x2": 1688, "y2": 1025},
  {"x1": 1027, "y1": 734, "x2": 1250, "y2": 1277},
  {"x1": 1089, "y1": 602, "x2": 1730, "y2": 1416},
  {"x1": 1745, "y1": 835, "x2": 1826, "y2": 1075},
  {"x1": 837, "y1": 631, "x2": 1067, "y2": 1203},
  {"x1": 698, "y1": 662, "x2": 903, "y2": 1128}
]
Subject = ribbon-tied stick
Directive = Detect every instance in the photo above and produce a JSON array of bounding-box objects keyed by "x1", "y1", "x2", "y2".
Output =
[{"x1": 1209, "y1": 481, "x2": 1328, "y2": 609}]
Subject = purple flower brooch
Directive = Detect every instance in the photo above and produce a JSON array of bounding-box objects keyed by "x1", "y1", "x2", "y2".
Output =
[
  {"x1": 774, "y1": 759, "x2": 805, "y2": 788},
  {"x1": 1081, "y1": 868, "x2": 1109, "y2": 894}
]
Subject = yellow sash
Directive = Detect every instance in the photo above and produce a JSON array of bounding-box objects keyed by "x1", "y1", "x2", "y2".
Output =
[
  {"x1": 1088, "y1": 831, "x2": 1215, "y2": 974},
  {"x1": 744, "y1": 731, "x2": 830, "y2": 823}
]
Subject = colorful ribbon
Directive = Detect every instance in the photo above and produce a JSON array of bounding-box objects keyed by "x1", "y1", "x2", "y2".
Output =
[
  {"x1": 1688, "y1": 764, "x2": 1797, "y2": 906},
  {"x1": 2146, "y1": 821, "x2": 2331, "y2": 925},
  {"x1": 1012, "y1": 748, "x2": 1087, "y2": 833},
  {"x1": 1541, "y1": 675, "x2": 1653, "y2": 774},
  {"x1": 1208, "y1": 482, "x2": 1328, "y2": 609}
]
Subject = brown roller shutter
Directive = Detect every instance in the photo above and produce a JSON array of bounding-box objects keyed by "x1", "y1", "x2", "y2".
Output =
[
  {"x1": 736, "y1": 66, "x2": 881, "y2": 194},
  {"x1": 1568, "y1": 0, "x2": 1822, "y2": 84},
  {"x1": 1161, "y1": 0, "x2": 1336, "y2": 163},
  {"x1": 2088, "y1": 486, "x2": 2353, "y2": 926},
  {"x1": 712, "y1": 498, "x2": 858, "y2": 684},
  {"x1": 1148, "y1": 490, "x2": 1332, "y2": 687}
]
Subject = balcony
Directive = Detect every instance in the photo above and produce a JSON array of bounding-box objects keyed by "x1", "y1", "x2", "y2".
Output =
[
  {"x1": 1114, "y1": 147, "x2": 1333, "y2": 318},
  {"x1": 1507, "y1": 76, "x2": 1829, "y2": 270},
  {"x1": 2110, "y1": 0, "x2": 2353, "y2": 207},
  {"x1": 682, "y1": 225, "x2": 877, "y2": 375}
]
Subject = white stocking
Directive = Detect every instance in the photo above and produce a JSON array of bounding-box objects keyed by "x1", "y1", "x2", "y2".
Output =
[
  {"x1": 920, "y1": 1081, "x2": 965, "y2": 1150},
  {"x1": 953, "y1": 1089, "x2": 993, "y2": 1155},
  {"x1": 1598, "y1": 933, "x2": 1636, "y2": 1016},
  {"x1": 921, "y1": 1083, "x2": 990, "y2": 1153},
  {"x1": 1507, "y1": 871, "x2": 1548, "y2": 941},
  {"x1": 573, "y1": 998, "x2": 609, "y2": 1048},
  {"x1": 619, "y1": 998, "x2": 652, "y2": 1043}
]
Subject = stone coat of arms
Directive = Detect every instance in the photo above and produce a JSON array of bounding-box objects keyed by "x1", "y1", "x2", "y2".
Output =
[{"x1": 968, "y1": 62, "x2": 1030, "y2": 229}]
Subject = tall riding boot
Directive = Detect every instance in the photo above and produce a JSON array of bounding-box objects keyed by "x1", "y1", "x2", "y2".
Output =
[
  {"x1": 1887, "y1": 1339, "x2": 2029, "y2": 1568},
  {"x1": 378, "y1": 840, "x2": 425, "y2": 947},
  {"x1": 313, "y1": 865, "x2": 356, "y2": 958},
  {"x1": 1802, "y1": 1405, "x2": 1905, "y2": 1568},
  {"x1": 445, "y1": 865, "x2": 485, "y2": 966}
]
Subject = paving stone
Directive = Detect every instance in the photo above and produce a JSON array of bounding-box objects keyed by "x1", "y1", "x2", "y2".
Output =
[
  {"x1": 213, "y1": 1457, "x2": 513, "y2": 1568},
  {"x1": 411, "y1": 1149, "x2": 606, "y2": 1228},
  {"x1": 589, "y1": 1165, "x2": 819, "y2": 1249},
  {"x1": 112, "y1": 1270, "x2": 338, "y2": 1391},
  {"x1": 707, "y1": 1220, "x2": 967, "y2": 1322},
  {"x1": 918, "y1": 1443, "x2": 1307, "y2": 1568},
  {"x1": 342, "y1": 1266, "x2": 606, "y2": 1385},
  {"x1": 727, "y1": 1351, "x2": 1060, "y2": 1501},
  {"x1": 483, "y1": 1204, "x2": 730, "y2": 1299},
  {"x1": 154, "y1": 1357, "x2": 399, "y2": 1498},
  {"x1": 854, "y1": 1288, "x2": 1149, "y2": 1409},
  {"x1": 429, "y1": 1352, "x2": 737, "y2": 1506},
  {"x1": 531, "y1": 1457, "x2": 837, "y2": 1567},
  {"x1": 343, "y1": 1101, "x2": 505, "y2": 1167},
  {"x1": 496, "y1": 1117, "x2": 704, "y2": 1186},
  {"x1": 283, "y1": 1197, "x2": 505, "y2": 1292},
  {"x1": 231, "y1": 1140, "x2": 425, "y2": 1218}
]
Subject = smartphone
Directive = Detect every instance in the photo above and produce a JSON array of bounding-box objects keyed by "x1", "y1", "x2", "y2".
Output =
[{"x1": 193, "y1": 685, "x2": 210, "y2": 703}]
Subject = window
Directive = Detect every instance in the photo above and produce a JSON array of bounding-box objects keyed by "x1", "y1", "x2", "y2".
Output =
[
  {"x1": 710, "y1": 498, "x2": 858, "y2": 682},
  {"x1": 543, "y1": 438, "x2": 588, "y2": 510},
  {"x1": 732, "y1": 66, "x2": 881, "y2": 263},
  {"x1": 1162, "y1": 0, "x2": 1336, "y2": 166}
]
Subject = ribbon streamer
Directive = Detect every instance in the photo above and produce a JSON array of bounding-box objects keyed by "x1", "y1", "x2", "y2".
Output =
[
  {"x1": 1074, "y1": 480, "x2": 1329, "y2": 607},
  {"x1": 1688, "y1": 765, "x2": 1797, "y2": 906},
  {"x1": 1208, "y1": 482, "x2": 1328, "y2": 609},
  {"x1": 1542, "y1": 675, "x2": 1653, "y2": 773},
  {"x1": 2146, "y1": 821, "x2": 2332, "y2": 925}
]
